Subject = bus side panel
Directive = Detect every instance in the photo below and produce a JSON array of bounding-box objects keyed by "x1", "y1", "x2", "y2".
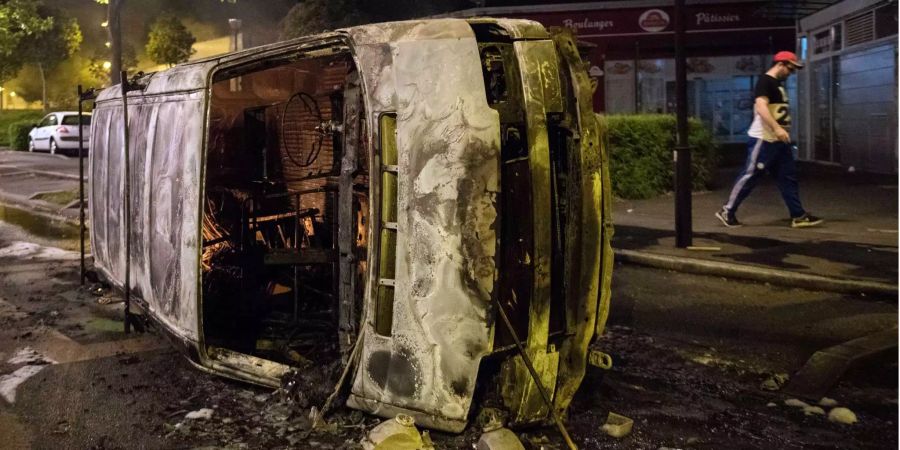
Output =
[
  {"x1": 345, "y1": 20, "x2": 501, "y2": 433},
  {"x1": 90, "y1": 93, "x2": 204, "y2": 342}
]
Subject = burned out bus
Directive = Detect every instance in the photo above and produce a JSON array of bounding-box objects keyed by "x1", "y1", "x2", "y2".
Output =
[{"x1": 88, "y1": 18, "x2": 613, "y2": 433}]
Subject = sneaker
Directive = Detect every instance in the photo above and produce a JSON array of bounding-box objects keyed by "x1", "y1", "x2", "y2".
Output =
[
  {"x1": 715, "y1": 208, "x2": 742, "y2": 228},
  {"x1": 791, "y1": 213, "x2": 824, "y2": 228}
]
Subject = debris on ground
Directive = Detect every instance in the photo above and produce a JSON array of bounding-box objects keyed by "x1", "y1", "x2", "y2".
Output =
[
  {"x1": 818, "y1": 397, "x2": 838, "y2": 407},
  {"x1": 361, "y1": 414, "x2": 431, "y2": 450},
  {"x1": 760, "y1": 373, "x2": 789, "y2": 391},
  {"x1": 477, "y1": 426, "x2": 525, "y2": 450},
  {"x1": 185, "y1": 408, "x2": 215, "y2": 420},
  {"x1": 828, "y1": 407, "x2": 859, "y2": 425},
  {"x1": 475, "y1": 407, "x2": 524, "y2": 450},
  {"x1": 601, "y1": 412, "x2": 634, "y2": 438},
  {"x1": 803, "y1": 406, "x2": 825, "y2": 416},
  {"x1": 784, "y1": 398, "x2": 809, "y2": 408}
]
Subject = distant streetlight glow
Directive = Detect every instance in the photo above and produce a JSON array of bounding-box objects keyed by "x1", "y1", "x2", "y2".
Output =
[
  {"x1": 102, "y1": 61, "x2": 112, "y2": 70},
  {"x1": 9, "y1": 92, "x2": 16, "y2": 97},
  {"x1": 101, "y1": 21, "x2": 108, "y2": 27},
  {"x1": 105, "y1": 41, "x2": 111, "y2": 48}
]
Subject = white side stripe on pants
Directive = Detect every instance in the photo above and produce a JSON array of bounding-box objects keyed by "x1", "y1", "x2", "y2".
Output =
[{"x1": 725, "y1": 138, "x2": 764, "y2": 212}]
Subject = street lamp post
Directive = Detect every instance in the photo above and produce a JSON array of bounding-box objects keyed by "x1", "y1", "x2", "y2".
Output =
[
  {"x1": 107, "y1": 0, "x2": 123, "y2": 85},
  {"x1": 674, "y1": 0, "x2": 693, "y2": 248}
]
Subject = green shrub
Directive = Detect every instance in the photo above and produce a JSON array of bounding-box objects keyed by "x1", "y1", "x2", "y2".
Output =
[
  {"x1": 0, "y1": 110, "x2": 43, "y2": 147},
  {"x1": 8, "y1": 121, "x2": 35, "y2": 151},
  {"x1": 601, "y1": 114, "x2": 718, "y2": 199}
]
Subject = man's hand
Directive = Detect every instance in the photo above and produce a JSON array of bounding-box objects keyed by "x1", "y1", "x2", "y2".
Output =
[{"x1": 774, "y1": 127, "x2": 790, "y2": 143}]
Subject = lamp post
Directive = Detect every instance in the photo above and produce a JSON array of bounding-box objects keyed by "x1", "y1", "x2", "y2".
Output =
[
  {"x1": 106, "y1": 0, "x2": 123, "y2": 85},
  {"x1": 674, "y1": 0, "x2": 692, "y2": 248}
]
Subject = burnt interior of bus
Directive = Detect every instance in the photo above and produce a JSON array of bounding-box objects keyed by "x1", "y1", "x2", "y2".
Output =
[{"x1": 200, "y1": 45, "x2": 368, "y2": 369}]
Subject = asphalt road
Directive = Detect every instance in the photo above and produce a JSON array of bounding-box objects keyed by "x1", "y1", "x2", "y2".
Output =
[
  {"x1": 0, "y1": 208, "x2": 894, "y2": 449},
  {"x1": 0, "y1": 150, "x2": 83, "y2": 178}
]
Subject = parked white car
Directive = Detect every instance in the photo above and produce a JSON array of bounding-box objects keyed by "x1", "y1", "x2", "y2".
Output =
[{"x1": 28, "y1": 112, "x2": 91, "y2": 155}]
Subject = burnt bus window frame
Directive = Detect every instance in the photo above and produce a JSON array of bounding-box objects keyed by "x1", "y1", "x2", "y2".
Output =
[{"x1": 374, "y1": 113, "x2": 398, "y2": 336}]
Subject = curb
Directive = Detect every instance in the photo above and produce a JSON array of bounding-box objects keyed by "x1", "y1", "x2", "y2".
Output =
[
  {"x1": 26, "y1": 168, "x2": 83, "y2": 181},
  {"x1": 0, "y1": 193, "x2": 82, "y2": 227},
  {"x1": 614, "y1": 248, "x2": 897, "y2": 297}
]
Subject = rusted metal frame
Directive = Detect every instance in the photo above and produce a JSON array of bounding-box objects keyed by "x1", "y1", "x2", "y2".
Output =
[
  {"x1": 293, "y1": 191, "x2": 299, "y2": 323},
  {"x1": 338, "y1": 72, "x2": 361, "y2": 360},
  {"x1": 547, "y1": 28, "x2": 607, "y2": 415},
  {"x1": 77, "y1": 85, "x2": 98, "y2": 286},
  {"x1": 500, "y1": 39, "x2": 563, "y2": 426},
  {"x1": 120, "y1": 71, "x2": 132, "y2": 333}
]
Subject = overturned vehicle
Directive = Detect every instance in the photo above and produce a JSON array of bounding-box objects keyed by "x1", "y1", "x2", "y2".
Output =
[{"x1": 89, "y1": 18, "x2": 613, "y2": 433}]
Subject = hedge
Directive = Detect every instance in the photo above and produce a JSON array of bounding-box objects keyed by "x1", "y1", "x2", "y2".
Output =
[
  {"x1": 601, "y1": 114, "x2": 718, "y2": 200},
  {"x1": 8, "y1": 122, "x2": 34, "y2": 151},
  {"x1": 0, "y1": 110, "x2": 43, "y2": 147}
]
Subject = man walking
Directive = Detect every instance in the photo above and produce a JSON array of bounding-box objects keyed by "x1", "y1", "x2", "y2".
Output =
[{"x1": 716, "y1": 51, "x2": 823, "y2": 228}]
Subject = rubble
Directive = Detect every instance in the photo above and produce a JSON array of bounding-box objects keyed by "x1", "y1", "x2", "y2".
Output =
[
  {"x1": 361, "y1": 414, "x2": 431, "y2": 450},
  {"x1": 828, "y1": 407, "x2": 858, "y2": 425},
  {"x1": 475, "y1": 407, "x2": 524, "y2": 450},
  {"x1": 185, "y1": 408, "x2": 215, "y2": 420},
  {"x1": 477, "y1": 426, "x2": 525, "y2": 450},
  {"x1": 818, "y1": 397, "x2": 838, "y2": 407},
  {"x1": 784, "y1": 398, "x2": 809, "y2": 408},
  {"x1": 601, "y1": 412, "x2": 634, "y2": 438},
  {"x1": 803, "y1": 406, "x2": 825, "y2": 416},
  {"x1": 760, "y1": 373, "x2": 789, "y2": 391}
]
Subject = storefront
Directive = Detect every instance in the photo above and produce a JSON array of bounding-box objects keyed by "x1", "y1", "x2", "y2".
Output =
[
  {"x1": 797, "y1": 0, "x2": 897, "y2": 174},
  {"x1": 446, "y1": 1, "x2": 796, "y2": 143}
]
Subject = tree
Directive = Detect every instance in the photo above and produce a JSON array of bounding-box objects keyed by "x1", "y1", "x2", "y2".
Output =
[
  {"x1": 280, "y1": 0, "x2": 367, "y2": 40},
  {"x1": 146, "y1": 13, "x2": 196, "y2": 67},
  {"x1": 97, "y1": 0, "x2": 232, "y2": 84},
  {"x1": 0, "y1": 0, "x2": 52, "y2": 87},
  {"x1": 19, "y1": 9, "x2": 82, "y2": 112},
  {"x1": 278, "y1": 0, "x2": 467, "y2": 40}
]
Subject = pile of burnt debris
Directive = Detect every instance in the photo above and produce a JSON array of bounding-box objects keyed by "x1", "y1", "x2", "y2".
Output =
[{"x1": 158, "y1": 361, "x2": 547, "y2": 449}]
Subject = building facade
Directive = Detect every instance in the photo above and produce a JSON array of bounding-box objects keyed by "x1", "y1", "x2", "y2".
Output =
[
  {"x1": 797, "y1": 0, "x2": 897, "y2": 174},
  {"x1": 447, "y1": 1, "x2": 796, "y2": 143}
]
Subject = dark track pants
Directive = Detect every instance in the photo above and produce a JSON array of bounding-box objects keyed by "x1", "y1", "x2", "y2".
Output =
[{"x1": 723, "y1": 138, "x2": 806, "y2": 219}]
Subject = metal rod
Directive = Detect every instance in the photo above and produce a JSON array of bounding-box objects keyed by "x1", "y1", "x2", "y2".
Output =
[
  {"x1": 633, "y1": 41, "x2": 640, "y2": 112},
  {"x1": 496, "y1": 303, "x2": 577, "y2": 450},
  {"x1": 674, "y1": 0, "x2": 693, "y2": 248},
  {"x1": 77, "y1": 85, "x2": 86, "y2": 286},
  {"x1": 121, "y1": 71, "x2": 132, "y2": 333},
  {"x1": 293, "y1": 192, "x2": 299, "y2": 324}
]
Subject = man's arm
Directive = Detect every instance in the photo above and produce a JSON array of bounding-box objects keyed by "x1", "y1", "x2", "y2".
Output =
[{"x1": 755, "y1": 96, "x2": 790, "y2": 143}]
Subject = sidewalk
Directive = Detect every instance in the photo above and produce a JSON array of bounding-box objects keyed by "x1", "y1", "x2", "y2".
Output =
[{"x1": 613, "y1": 163, "x2": 898, "y2": 295}]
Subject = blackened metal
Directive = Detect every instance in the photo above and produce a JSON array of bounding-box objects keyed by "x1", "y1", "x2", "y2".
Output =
[
  {"x1": 78, "y1": 86, "x2": 86, "y2": 285},
  {"x1": 634, "y1": 41, "x2": 640, "y2": 112},
  {"x1": 121, "y1": 71, "x2": 132, "y2": 333},
  {"x1": 547, "y1": 114, "x2": 568, "y2": 338},
  {"x1": 674, "y1": 0, "x2": 693, "y2": 248},
  {"x1": 77, "y1": 85, "x2": 97, "y2": 286},
  {"x1": 338, "y1": 73, "x2": 361, "y2": 361}
]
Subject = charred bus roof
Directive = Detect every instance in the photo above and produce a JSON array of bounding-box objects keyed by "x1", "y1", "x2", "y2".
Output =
[{"x1": 89, "y1": 18, "x2": 613, "y2": 434}]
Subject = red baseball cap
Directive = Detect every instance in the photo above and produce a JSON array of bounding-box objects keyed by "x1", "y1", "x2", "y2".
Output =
[{"x1": 774, "y1": 51, "x2": 804, "y2": 68}]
